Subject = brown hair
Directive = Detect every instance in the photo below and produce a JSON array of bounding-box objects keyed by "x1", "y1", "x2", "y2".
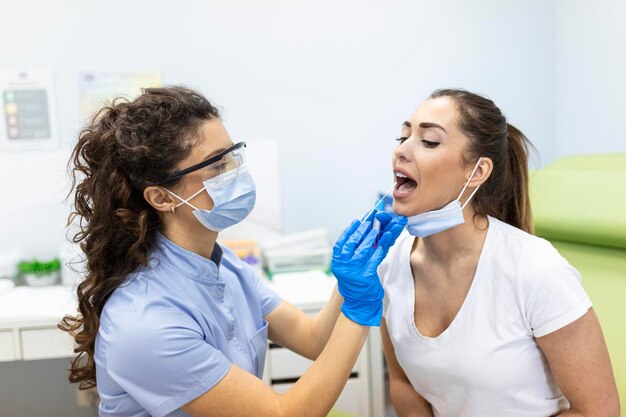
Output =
[
  {"x1": 58, "y1": 86, "x2": 221, "y2": 389},
  {"x1": 430, "y1": 89, "x2": 534, "y2": 233}
]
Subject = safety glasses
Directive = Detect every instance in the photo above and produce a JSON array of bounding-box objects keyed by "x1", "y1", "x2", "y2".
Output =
[{"x1": 157, "y1": 142, "x2": 247, "y2": 184}]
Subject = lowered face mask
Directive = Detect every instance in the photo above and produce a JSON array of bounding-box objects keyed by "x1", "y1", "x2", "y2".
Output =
[
  {"x1": 406, "y1": 158, "x2": 482, "y2": 238},
  {"x1": 164, "y1": 164, "x2": 256, "y2": 232}
]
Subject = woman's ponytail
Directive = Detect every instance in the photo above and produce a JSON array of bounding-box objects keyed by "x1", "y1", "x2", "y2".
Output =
[{"x1": 504, "y1": 123, "x2": 533, "y2": 234}]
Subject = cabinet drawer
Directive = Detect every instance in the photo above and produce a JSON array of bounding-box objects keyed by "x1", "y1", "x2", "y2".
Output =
[
  {"x1": 269, "y1": 347, "x2": 361, "y2": 381},
  {"x1": 269, "y1": 347, "x2": 314, "y2": 380},
  {"x1": 273, "y1": 378, "x2": 365, "y2": 416},
  {"x1": 0, "y1": 330, "x2": 16, "y2": 361},
  {"x1": 20, "y1": 327, "x2": 74, "y2": 360}
]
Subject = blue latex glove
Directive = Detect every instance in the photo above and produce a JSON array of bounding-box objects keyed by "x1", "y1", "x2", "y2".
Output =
[
  {"x1": 331, "y1": 210, "x2": 407, "y2": 326},
  {"x1": 373, "y1": 211, "x2": 408, "y2": 256}
]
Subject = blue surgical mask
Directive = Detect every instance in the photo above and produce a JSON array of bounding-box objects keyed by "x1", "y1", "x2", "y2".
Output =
[
  {"x1": 164, "y1": 164, "x2": 256, "y2": 232},
  {"x1": 406, "y1": 158, "x2": 482, "y2": 238}
]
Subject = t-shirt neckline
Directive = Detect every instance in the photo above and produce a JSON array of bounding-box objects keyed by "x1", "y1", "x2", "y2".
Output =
[{"x1": 404, "y1": 216, "x2": 497, "y2": 345}]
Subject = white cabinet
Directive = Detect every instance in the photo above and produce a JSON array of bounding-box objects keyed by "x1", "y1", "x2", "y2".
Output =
[
  {"x1": 0, "y1": 320, "x2": 75, "y2": 362},
  {"x1": 0, "y1": 286, "x2": 77, "y2": 361}
]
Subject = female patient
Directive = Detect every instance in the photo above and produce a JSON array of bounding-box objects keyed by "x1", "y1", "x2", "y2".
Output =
[{"x1": 379, "y1": 89, "x2": 619, "y2": 417}]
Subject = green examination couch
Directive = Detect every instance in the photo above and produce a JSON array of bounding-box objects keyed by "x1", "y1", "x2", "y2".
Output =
[{"x1": 529, "y1": 153, "x2": 626, "y2": 410}]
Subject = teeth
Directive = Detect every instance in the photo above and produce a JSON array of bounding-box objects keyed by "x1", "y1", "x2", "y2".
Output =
[{"x1": 395, "y1": 172, "x2": 408, "y2": 178}]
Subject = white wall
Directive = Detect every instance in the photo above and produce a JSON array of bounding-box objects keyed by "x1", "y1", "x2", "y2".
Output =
[
  {"x1": 0, "y1": 0, "x2": 556, "y2": 260},
  {"x1": 555, "y1": 0, "x2": 626, "y2": 158}
]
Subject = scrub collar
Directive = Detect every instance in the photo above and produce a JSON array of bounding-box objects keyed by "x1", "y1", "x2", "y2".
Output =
[{"x1": 154, "y1": 232, "x2": 223, "y2": 283}]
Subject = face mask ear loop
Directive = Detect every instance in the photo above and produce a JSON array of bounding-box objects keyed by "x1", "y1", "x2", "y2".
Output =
[
  {"x1": 461, "y1": 184, "x2": 481, "y2": 210},
  {"x1": 162, "y1": 187, "x2": 202, "y2": 211},
  {"x1": 457, "y1": 157, "x2": 483, "y2": 208}
]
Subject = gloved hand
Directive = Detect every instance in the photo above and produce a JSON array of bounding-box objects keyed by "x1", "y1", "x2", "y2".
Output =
[
  {"x1": 331, "y1": 210, "x2": 407, "y2": 326},
  {"x1": 373, "y1": 210, "x2": 408, "y2": 257}
]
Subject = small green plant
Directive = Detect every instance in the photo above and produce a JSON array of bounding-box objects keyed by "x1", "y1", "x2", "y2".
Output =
[{"x1": 18, "y1": 258, "x2": 61, "y2": 277}]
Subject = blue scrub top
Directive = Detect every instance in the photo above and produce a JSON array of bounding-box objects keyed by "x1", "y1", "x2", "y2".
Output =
[{"x1": 95, "y1": 233, "x2": 282, "y2": 417}]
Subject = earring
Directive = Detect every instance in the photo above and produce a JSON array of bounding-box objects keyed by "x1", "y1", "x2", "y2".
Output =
[{"x1": 170, "y1": 206, "x2": 176, "y2": 213}]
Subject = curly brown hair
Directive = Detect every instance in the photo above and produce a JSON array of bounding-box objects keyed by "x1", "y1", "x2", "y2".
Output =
[{"x1": 58, "y1": 86, "x2": 221, "y2": 389}]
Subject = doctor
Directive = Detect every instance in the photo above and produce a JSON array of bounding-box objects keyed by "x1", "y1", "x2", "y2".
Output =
[{"x1": 59, "y1": 86, "x2": 406, "y2": 417}]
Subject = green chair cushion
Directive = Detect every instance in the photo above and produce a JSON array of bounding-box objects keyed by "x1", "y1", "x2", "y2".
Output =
[
  {"x1": 544, "y1": 153, "x2": 626, "y2": 172},
  {"x1": 529, "y1": 170, "x2": 626, "y2": 250}
]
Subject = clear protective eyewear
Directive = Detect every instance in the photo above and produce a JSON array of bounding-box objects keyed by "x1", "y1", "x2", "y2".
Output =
[{"x1": 157, "y1": 142, "x2": 247, "y2": 184}]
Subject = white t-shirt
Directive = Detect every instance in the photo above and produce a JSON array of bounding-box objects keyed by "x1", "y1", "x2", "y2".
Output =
[{"x1": 380, "y1": 216, "x2": 592, "y2": 417}]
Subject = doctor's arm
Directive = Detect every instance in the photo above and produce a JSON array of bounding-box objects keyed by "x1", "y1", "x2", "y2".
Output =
[
  {"x1": 182, "y1": 313, "x2": 368, "y2": 417},
  {"x1": 381, "y1": 319, "x2": 434, "y2": 417},
  {"x1": 536, "y1": 308, "x2": 619, "y2": 417}
]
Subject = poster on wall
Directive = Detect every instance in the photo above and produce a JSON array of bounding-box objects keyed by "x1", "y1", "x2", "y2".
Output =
[
  {"x1": 0, "y1": 69, "x2": 57, "y2": 151},
  {"x1": 79, "y1": 72, "x2": 162, "y2": 121}
]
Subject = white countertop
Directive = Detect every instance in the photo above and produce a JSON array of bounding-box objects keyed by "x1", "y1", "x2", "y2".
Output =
[
  {"x1": 0, "y1": 270, "x2": 336, "y2": 329},
  {"x1": 0, "y1": 285, "x2": 76, "y2": 328}
]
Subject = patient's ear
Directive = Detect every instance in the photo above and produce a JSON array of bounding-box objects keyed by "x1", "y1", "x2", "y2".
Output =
[
  {"x1": 144, "y1": 186, "x2": 175, "y2": 213},
  {"x1": 466, "y1": 157, "x2": 493, "y2": 188}
]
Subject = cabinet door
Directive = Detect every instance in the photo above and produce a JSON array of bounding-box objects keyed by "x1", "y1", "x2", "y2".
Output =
[
  {"x1": 0, "y1": 330, "x2": 16, "y2": 361},
  {"x1": 20, "y1": 328, "x2": 74, "y2": 360}
]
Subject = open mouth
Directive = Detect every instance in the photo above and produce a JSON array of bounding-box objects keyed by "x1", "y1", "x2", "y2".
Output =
[{"x1": 394, "y1": 169, "x2": 417, "y2": 197}]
